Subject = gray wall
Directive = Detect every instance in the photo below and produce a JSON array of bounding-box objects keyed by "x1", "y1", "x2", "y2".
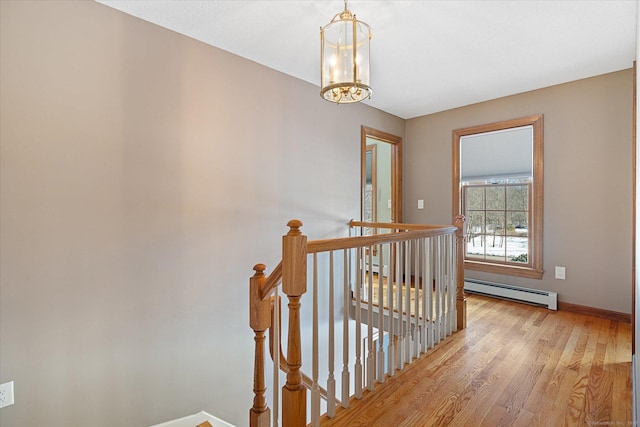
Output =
[
  {"x1": 404, "y1": 69, "x2": 633, "y2": 314},
  {"x1": 0, "y1": 1, "x2": 404, "y2": 426}
]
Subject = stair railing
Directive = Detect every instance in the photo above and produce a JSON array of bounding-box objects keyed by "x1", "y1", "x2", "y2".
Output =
[{"x1": 249, "y1": 217, "x2": 465, "y2": 427}]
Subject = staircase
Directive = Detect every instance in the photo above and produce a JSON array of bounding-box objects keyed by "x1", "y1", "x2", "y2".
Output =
[{"x1": 249, "y1": 218, "x2": 466, "y2": 427}]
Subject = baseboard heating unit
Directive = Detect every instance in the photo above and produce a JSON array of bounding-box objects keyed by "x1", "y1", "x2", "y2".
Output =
[{"x1": 464, "y1": 279, "x2": 557, "y2": 310}]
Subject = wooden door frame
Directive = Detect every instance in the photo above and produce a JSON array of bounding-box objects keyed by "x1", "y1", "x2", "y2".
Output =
[{"x1": 361, "y1": 126, "x2": 403, "y2": 223}]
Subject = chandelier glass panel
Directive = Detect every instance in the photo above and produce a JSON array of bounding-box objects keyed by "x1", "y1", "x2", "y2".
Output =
[{"x1": 320, "y1": 2, "x2": 372, "y2": 104}]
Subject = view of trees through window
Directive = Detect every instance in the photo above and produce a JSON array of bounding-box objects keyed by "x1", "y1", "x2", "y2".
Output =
[{"x1": 463, "y1": 178, "x2": 530, "y2": 265}]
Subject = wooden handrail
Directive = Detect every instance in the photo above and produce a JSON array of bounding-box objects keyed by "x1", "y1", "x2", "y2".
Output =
[
  {"x1": 349, "y1": 220, "x2": 455, "y2": 231},
  {"x1": 258, "y1": 226, "x2": 456, "y2": 300},
  {"x1": 258, "y1": 224, "x2": 454, "y2": 301},
  {"x1": 259, "y1": 261, "x2": 282, "y2": 301},
  {"x1": 308, "y1": 225, "x2": 456, "y2": 254}
]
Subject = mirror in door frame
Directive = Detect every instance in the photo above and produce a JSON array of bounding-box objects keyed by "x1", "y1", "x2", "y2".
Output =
[{"x1": 361, "y1": 126, "x2": 403, "y2": 224}]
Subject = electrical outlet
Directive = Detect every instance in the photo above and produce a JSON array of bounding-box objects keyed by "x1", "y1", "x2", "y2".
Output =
[
  {"x1": 0, "y1": 381, "x2": 14, "y2": 408},
  {"x1": 555, "y1": 266, "x2": 566, "y2": 280}
]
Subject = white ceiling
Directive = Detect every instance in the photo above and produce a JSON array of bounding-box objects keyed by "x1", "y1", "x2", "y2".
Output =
[{"x1": 97, "y1": 0, "x2": 637, "y2": 119}]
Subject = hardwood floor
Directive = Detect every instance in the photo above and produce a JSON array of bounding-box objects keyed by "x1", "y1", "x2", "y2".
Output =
[{"x1": 320, "y1": 294, "x2": 632, "y2": 427}]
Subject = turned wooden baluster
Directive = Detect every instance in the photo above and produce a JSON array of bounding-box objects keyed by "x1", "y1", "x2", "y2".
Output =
[
  {"x1": 455, "y1": 215, "x2": 467, "y2": 330},
  {"x1": 281, "y1": 219, "x2": 307, "y2": 427},
  {"x1": 250, "y1": 263, "x2": 271, "y2": 427}
]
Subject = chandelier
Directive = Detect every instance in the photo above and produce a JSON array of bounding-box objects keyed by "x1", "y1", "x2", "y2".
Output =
[{"x1": 320, "y1": 1, "x2": 372, "y2": 104}]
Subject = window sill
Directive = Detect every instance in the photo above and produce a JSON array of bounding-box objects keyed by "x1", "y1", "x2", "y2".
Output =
[{"x1": 464, "y1": 260, "x2": 543, "y2": 280}]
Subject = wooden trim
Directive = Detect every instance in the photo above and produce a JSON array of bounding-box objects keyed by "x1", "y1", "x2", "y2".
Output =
[
  {"x1": 259, "y1": 261, "x2": 282, "y2": 301},
  {"x1": 532, "y1": 115, "x2": 544, "y2": 278},
  {"x1": 452, "y1": 114, "x2": 544, "y2": 278},
  {"x1": 308, "y1": 226, "x2": 456, "y2": 253},
  {"x1": 249, "y1": 264, "x2": 271, "y2": 427},
  {"x1": 260, "y1": 222, "x2": 458, "y2": 288},
  {"x1": 455, "y1": 215, "x2": 467, "y2": 330},
  {"x1": 464, "y1": 259, "x2": 543, "y2": 280},
  {"x1": 281, "y1": 220, "x2": 307, "y2": 427},
  {"x1": 361, "y1": 126, "x2": 403, "y2": 223},
  {"x1": 349, "y1": 220, "x2": 453, "y2": 231},
  {"x1": 394, "y1": 134, "x2": 403, "y2": 223},
  {"x1": 558, "y1": 301, "x2": 631, "y2": 323}
]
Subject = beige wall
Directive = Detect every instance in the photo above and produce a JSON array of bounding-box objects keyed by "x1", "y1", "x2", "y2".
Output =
[
  {"x1": 2, "y1": 2, "x2": 633, "y2": 426},
  {"x1": 405, "y1": 69, "x2": 633, "y2": 314},
  {"x1": 0, "y1": 1, "x2": 404, "y2": 426}
]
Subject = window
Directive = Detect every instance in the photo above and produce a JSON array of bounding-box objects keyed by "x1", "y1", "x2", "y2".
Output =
[
  {"x1": 453, "y1": 115, "x2": 543, "y2": 279},
  {"x1": 463, "y1": 179, "x2": 530, "y2": 264}
]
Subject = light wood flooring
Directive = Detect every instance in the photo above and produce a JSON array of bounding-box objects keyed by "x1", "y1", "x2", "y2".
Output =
[
  {"x1": 364, "y1": 274, "x2": 426, "y2": 317},
  {"x1": 320, "y1": 294, "x2": 633, "y2": 427}
]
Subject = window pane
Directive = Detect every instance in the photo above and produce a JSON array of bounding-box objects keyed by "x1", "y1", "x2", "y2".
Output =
[
  {"x1": 462, "y1": 181, "x2": 531, "y2": 267},
  {"x1": 485, "y1": 233, "x2": 506, "y2": 261},
  {"x1": 466, "y1": 234, "x2": 485, "y2": 259},
  {"x1": 507, "y1": 236, "x2": 528, "y2": 263},
  {"x1": 507, "y1": 185, "x2": 528, "y2": 211},
  {"x1": 465, "y1": 186, "x2": 484, "y2": 210},
  {"x1": 466, "y1": 211, "x2": 485, "y2": 234},
  {"x1": 507, "y1": 212, "x2": 528, "y2": 236},
  {"x1": 485, "y1": 186, "x2": 505, "y2": 210},
  {"x1": 486, "y1": 211, "x2": 505, "y2": 236}
]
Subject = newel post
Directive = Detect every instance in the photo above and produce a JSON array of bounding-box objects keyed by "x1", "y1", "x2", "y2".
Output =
[
  {"x1": 281, "y1": 219, "x2": 307, "y2": 427},
  {"x1": 455, "y1": 215, "x2": 467, "y2": 330},
  {"x1": 250, "y1": 264, "x2": 271, "y2": 427}
]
